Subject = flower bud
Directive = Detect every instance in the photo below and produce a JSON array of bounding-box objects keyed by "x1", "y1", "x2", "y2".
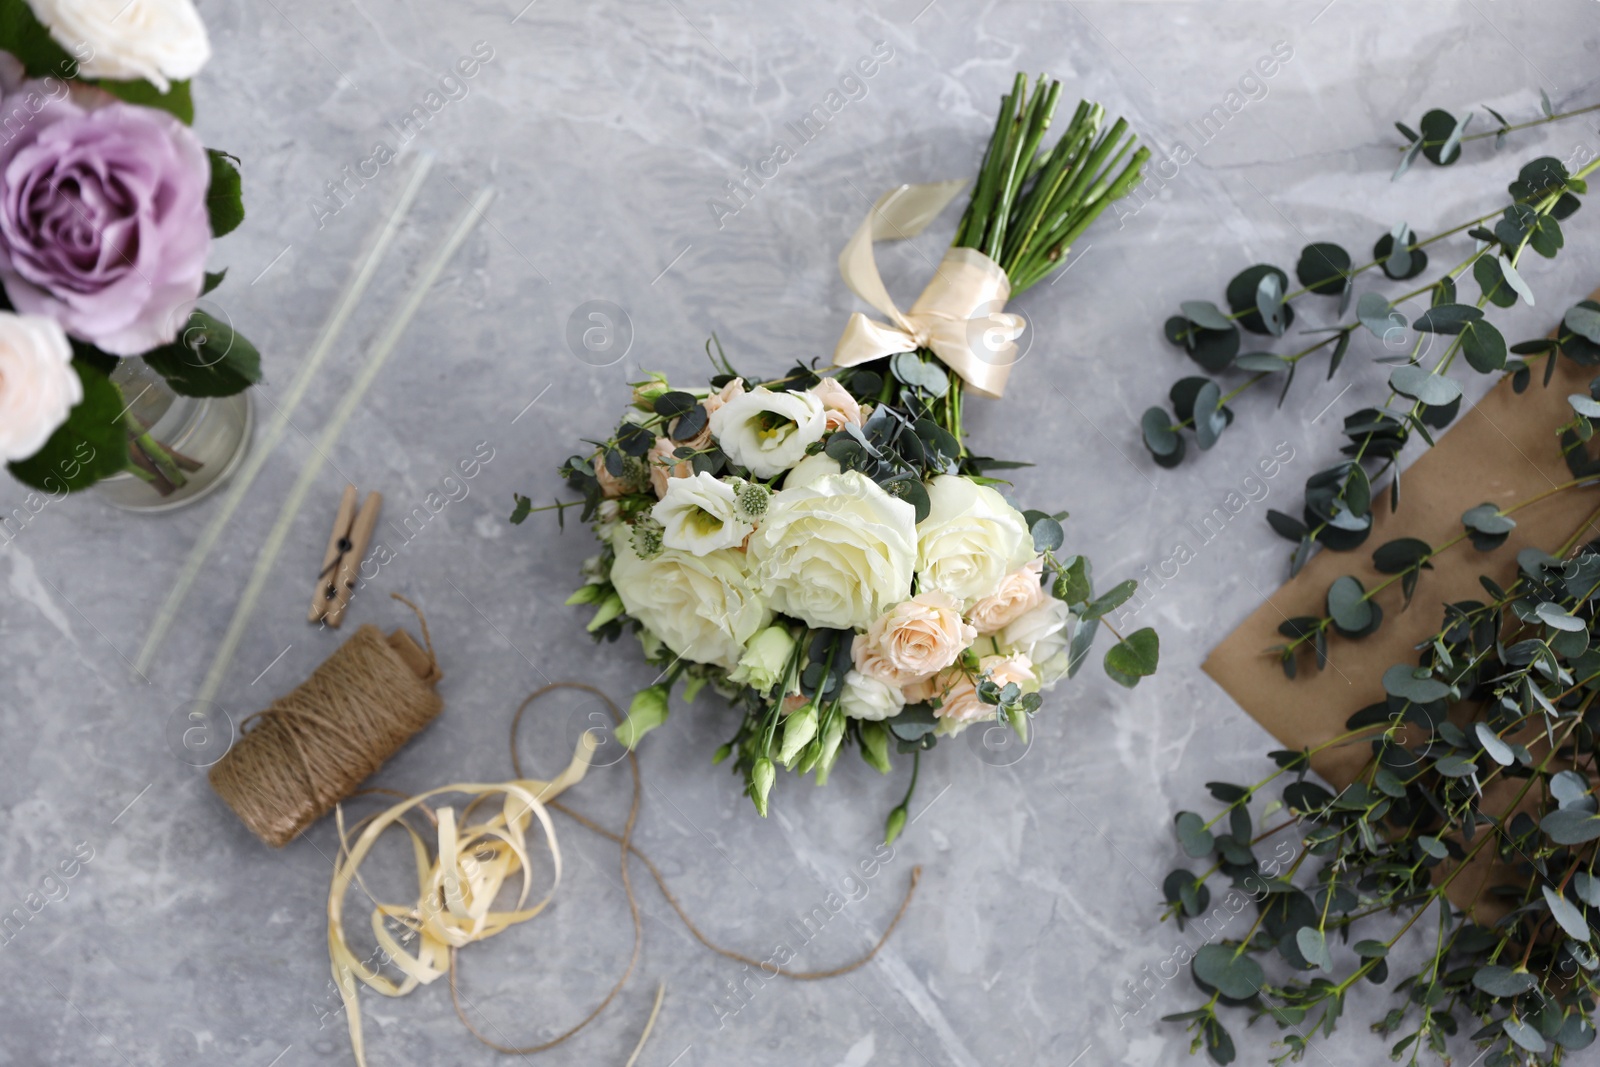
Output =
[
  {"x1": 813, "y1": 713, "x2": 846, "y2": 785},
  {"x1": 884, "y1": 804, "x2": 907, "y2": 846},
  {"x1": 729, "y1": 625, "x2": 796, "y2": 694},
  {"x1": 750, "y1": 758, "x2": 776, "y2": 817},
  {"x1": 858, "y1": 721, "x2": 892, "y2": 774},
  {"x1": 779, "y1": 705, "x2": 818, "y2": 766},
  {"x1": 585, "y1": 592, "x2": 624, "y2": 632},
  {"x1": 615, "y1": 685, "x2": 669, "y2": 749}
]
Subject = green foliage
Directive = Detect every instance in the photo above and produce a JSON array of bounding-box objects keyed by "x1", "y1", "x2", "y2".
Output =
[
  {"x1": 141, "y1": 311, "x2": 261, "y2": 397},
  {"x1": 206, "y1": 150, "x2": 245, "y2": 238},
  {"x1": 1170, "y1": 525, "x2": 1600, "y2": 1066},
  {"x1": 1147, "y1": 130, "x2": 1595, "y2": 587}
]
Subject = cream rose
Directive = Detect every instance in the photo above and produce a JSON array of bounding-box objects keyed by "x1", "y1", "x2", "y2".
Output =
[
  {"x1": 0, "y1": 312, "x2": 78, "y2": 463},
  {"x1": 652, "y1": 471, "x2": 752, "y2": 555},
  {"x1": 608, "y1": 533, "x2": 769, "y2": 670},
  {"x1": 709, "y1": 386, "x2": 827, "y2": 479},
  {"x1": 782, "y1": 452, "x2": 840, "y2": 491},
  {"x1": 852, "y1": 591, "x2": 975, "y2": 687},
  {"x1": 810, "y1": 376, "x2": 862, "y2": 432},
  {"x1": 915, "y1": 475, "x2": 1036, "y2": 604},
  {"x1": 27, "y1": 0, "x2": 211, "y2": 92},
  {"x1": 747, "y1": 470, "x2": 916, "y2": 630},
  {"x1": 839, "y1": 670, "x2": 905, "y2": 721},
  {"x1": 968, "y1": 557, "x2": 1047, "y2": 634},
  {"x1": 1000, "y1": 598, "x2": 1074, "y2": 688}
]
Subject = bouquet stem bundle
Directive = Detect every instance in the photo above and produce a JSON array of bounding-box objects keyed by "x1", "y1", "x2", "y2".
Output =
[{"x1": 956, "y1": 73, "x2": 1149, "y2": 294}]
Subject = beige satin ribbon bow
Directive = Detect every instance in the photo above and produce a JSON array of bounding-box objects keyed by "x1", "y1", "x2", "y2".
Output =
[{"x1": 832, "y1": 181, "x2": 1026, "y2": 400}]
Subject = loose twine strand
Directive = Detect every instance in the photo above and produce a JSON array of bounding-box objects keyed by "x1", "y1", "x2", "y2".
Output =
[{"x1": 443, "y1": 681, "x2": 922, "y2": 1055}]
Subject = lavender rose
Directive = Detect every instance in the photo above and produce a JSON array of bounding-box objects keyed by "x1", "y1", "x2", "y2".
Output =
[{"x1": 0, "y1": 84, "x2": 211, "y2": 356}]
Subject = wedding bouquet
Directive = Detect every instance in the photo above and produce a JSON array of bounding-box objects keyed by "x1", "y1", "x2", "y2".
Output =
[
  {"x1": 520, "y1": 74, "x2": 1158, "y2": 834},
  {"x1": 0, "y1": 0, "x2": 255, "y2": 496}
]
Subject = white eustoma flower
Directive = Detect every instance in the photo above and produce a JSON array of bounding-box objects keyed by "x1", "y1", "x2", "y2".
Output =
[
  {"x1": 708, "y1": 386, "x2": 827, "y2": 479},
  {"x1": 747, "y1": 470, "x2": 917, "y2": 631},
  {"x1": 608, "y1": 532, "x2": 769, "y2": 671},
  {"x1": 0, "y1": 312, "x2": 78, "y2": 463},
  {"x1": 27, "y1": 0, "x2": 211, "y2": 92},
  {"x1": 915, "y1": 475, "x2": 1036, "y2": 605},
  {"x1": 652, "y1": 471, "x2": 752, "y2": 555}
]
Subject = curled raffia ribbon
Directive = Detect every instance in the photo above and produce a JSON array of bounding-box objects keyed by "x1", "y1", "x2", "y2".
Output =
[
  {"x1": 326, "y1": 683, "x2": 920, "y2": 1067},
  {"x1": 831, "y1": 182, "x2": 1027, "y2": 399},
  {"x1": 329, "y1": 732, "x2": 604, "y2": 1067}
]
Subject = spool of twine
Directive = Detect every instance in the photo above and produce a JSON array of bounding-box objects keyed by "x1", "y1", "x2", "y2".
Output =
[{"x1": 209, "y1": 596, "x2": 443, "y2": 847}]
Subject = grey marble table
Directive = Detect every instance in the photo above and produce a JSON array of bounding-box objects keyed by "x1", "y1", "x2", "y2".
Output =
[{"x1": 4, "y1": 1, "x2": 1600, "y2": 1064}]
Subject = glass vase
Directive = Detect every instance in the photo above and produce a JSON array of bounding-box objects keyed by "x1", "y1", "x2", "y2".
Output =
[{"x1": 92, "y1": 358, "x2": 254, "y2": 512}]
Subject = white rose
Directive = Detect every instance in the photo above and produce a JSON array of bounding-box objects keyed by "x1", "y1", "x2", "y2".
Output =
[
  {"x1": 709, "y1": 386, "x2": 827, "y2": 479},
  {"x1": 27, "y1": 0, "x2": 211, "y2": 92},
  {"x1": 652, "y1": 471, "x2": 753, "y2": 556},
  {"x1": 839, "y1": 669, "x2": 904, "y2": 721},
  {"x1": 782, "y1": 451, "x2": 840, "y2": 490},
  {"x1": 0, "y1": 312, "x2": 78, "y2": 463},
  {"x1": 915, "y1": 475, "x2": 1036, "y2": 605},
  {"x1": 608, "y1": 533, "x2": 770, "y2": 670},
  {"x1": 999, "y1": 598, "x2": 1074, "y2": 688},
  {"x1": 748, "y1": 471, "x2": 917, "y2": 631}
]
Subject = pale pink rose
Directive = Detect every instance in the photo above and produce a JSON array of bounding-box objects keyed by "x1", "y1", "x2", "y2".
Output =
[
  {"x1": 593, "y1": 450, "x2": 646, "y2": 498},
  {"x1": 925, "y1": 654, "x2": 1036, "y2": 724},
  {"x1": 647, "y1": 436, "x2": 693, "y2": 498},
  {"x1": 701, "y1": 377, "x2": 746, "y2": 418},
  {"x1": 852, "y1": 591, "x2": 976, "y2": 687},
  {"x1": 968, "y1": 558, "x2": 1047, "y2": 634},
  {"x1": 594, "y1": 453, "x2": 626, "y2": 498},
  {"x1": 811, "y1": 376, "x2": 862, "y2": 432},
  {"x1": 675, "y1": 415, "x2": 715, "y2": 451}
]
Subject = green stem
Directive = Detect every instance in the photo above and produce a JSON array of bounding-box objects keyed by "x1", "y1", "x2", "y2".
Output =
[{"x1": 1397, "y1": 101, "x2": 1600, "y2": 152}]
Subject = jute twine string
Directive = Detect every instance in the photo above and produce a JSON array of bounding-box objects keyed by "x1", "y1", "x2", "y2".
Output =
[
  {"x1": 209, "y1": 594, "x2": 443, "y2": 847},
  {"x1": 438, "y1": 682, "x2": 923, "y2": 1056}
]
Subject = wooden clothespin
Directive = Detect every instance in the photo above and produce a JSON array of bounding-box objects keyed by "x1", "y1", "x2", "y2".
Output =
[{"x1": 309, "y1": 485, "x2": 382, "y2": 627}]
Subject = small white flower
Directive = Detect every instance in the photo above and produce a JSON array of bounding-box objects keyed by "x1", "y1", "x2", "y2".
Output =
[
  {"x1": 708, "y1": 386, "x2": 827, "y2": 479},
  {"x1": 781, "y1": 451, "x2": 840, "y2": 490},
  {"x1": 839, "y1": 670, "x2": 905, "y2": 721},
  {"x1": 652, "y1": 471, "x2": 753, "y2": 556},
  {"x1": 0, "y1": 312, "x2": 78, "y2": 463},
  {"x1": 26, "y1": 0, "x2": 211, "y2": 92}
]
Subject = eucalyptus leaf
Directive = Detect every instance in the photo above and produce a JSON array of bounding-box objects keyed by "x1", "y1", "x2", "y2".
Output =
[
  {"x1": 1180, "y1": 300, "x2": 1234, "y2": 331},
  {"x1": 1543, "y1": 885, "x2": 1591, "y2": 942},
  {"x1": 1295, "y1": 926, "x2": 1333, "y2": 971},
  {"x1": 1192, "y1": 944, "x2": 1264, "y2": 1000},
  {"x1": 1389, "y1": 365, "x2": 1462, "y2": 406}
]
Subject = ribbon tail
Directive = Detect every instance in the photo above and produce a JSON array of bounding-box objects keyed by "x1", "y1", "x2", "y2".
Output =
[{"x1": 833, "y1": 311, "x2": 920, "y2": 369}]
